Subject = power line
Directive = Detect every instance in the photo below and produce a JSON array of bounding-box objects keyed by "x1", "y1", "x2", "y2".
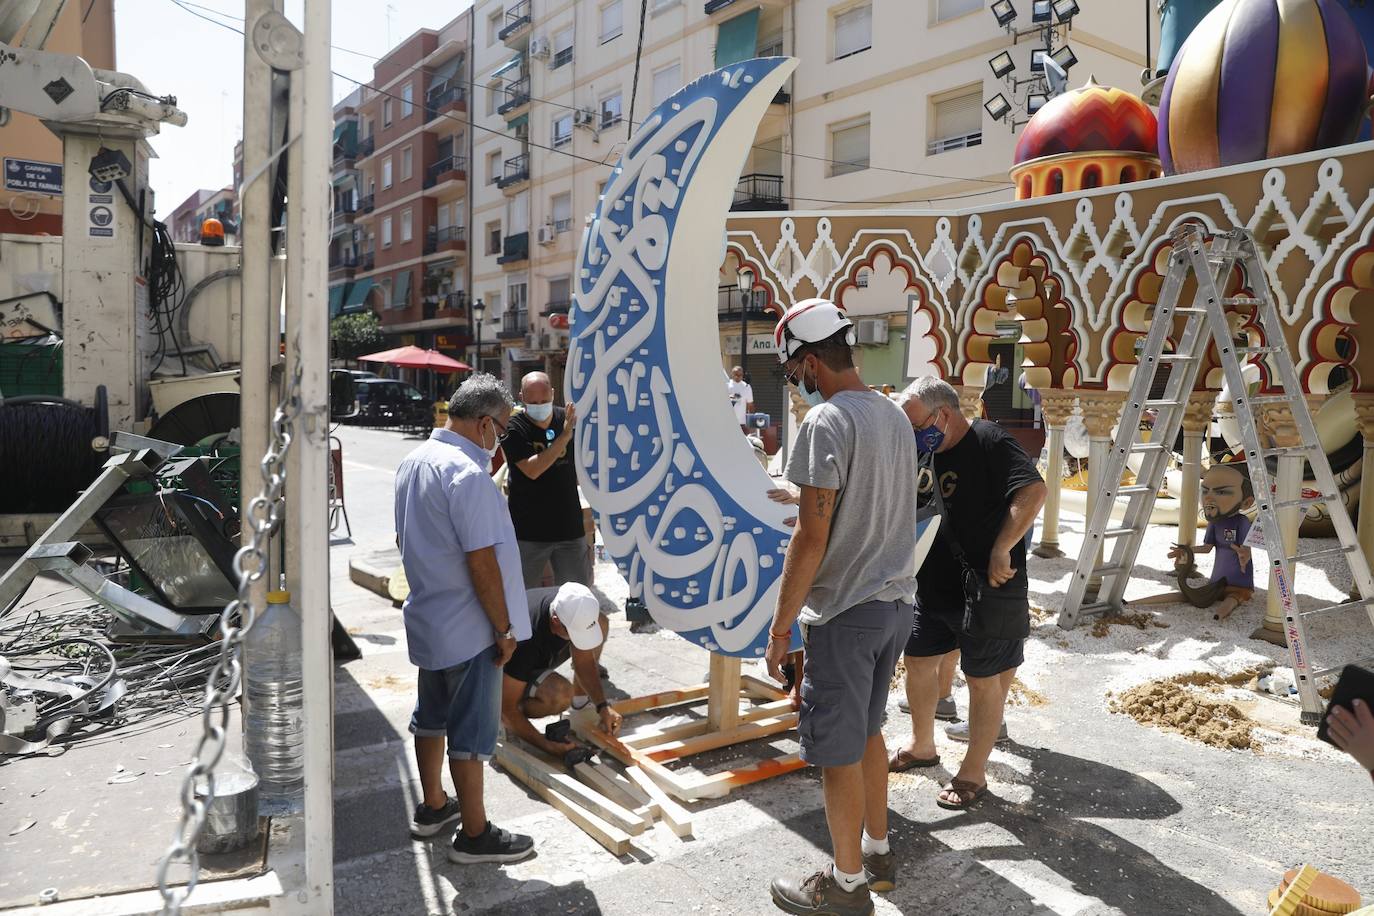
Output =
[{"x1": 168, "y1": 0, "x2": 1012, "y2": 191}]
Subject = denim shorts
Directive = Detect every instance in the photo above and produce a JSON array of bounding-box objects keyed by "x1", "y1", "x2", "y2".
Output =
[
  {"x1": 409, "y1": 644, "x2": 501, "y2": 760},
  {"x1": 798, "y1": 599, "x2": 910, "y2": 768}
]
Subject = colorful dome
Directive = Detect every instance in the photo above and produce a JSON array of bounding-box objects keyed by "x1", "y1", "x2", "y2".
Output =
[
  {"x1": 1013, "y1": 81, "x2": 1159, "y2": 166},
  {"x1": 1159, "y1": 0, "x2": 1369, "y2": 175}
]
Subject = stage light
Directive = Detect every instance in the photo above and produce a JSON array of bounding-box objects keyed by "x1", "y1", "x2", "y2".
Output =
[
  {"x1": 988, "y1": 51, "x2": 1015, "y2": 79},
  {"x1": 1050, "y1": 44, "x2": 1078, "y2": 70},
  {"x1": 1026, "y1": 92, "x2": 1049, "y2": 114},
  {"x1": 1030, "y1": 48, "x2": 1047, "y2": 72},
  {"x1": 1031, "y1": 0, "x2": 1052, "y2": 23},
  {"x1": 984, "y1": 93, "x2": 1013, "y2": 121},
  {"x1": 1052, "y1": 0, "x2": 1079, "y2": 21},
  {"x1": 991, "y1": 0, "x2": 1017, "y2": 27}
]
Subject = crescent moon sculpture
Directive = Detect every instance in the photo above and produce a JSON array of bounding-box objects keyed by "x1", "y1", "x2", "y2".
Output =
[{"x1": 569, "y1": 58, "x2": 936, "y2": 659}]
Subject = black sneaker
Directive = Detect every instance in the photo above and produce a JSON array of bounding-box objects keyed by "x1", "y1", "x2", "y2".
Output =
[
  {"x1": 862, "y1": 849, "x2": 895, "y2": 893},
  {"x1": 447, "y1": 820, "x2": 535, "y2": 864},
  {"x1": 410, "y1": 795, "x2": 461, "y2": 838}
]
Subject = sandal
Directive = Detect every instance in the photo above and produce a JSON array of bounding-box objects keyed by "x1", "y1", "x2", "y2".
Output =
[
  {"x1": 936, "y1": 778, "x2": 988, "y2": 810},
  {"x1": 887, "y1": 748, "x2": 940, "y2": 773}
]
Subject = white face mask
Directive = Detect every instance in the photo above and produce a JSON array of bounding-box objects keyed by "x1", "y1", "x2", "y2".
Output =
[
  {"x1": 482, "y1": 417, "x2": 502, "y2": 457},
  {"x1": 524, "y1": 402, "x2": 554, "y2": 423}
]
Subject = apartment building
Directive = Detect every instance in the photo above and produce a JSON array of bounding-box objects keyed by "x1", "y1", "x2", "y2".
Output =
[
  {"x1": 168, "y1": 187, "x2": 237, "y2": 244},
  {"x1": 328, "y1": 89, "x2": 366, "y2": 318},
  {"x1": 351, "y1": 16, "x2": 477, "y2": 367}
]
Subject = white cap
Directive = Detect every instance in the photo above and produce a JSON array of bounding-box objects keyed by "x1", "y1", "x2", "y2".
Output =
[
  {"x1": 552, "y1": 582, "x2": 604, "y2": 651},
  {"x1": 773, "y1": 298, "x2": 855, "y2": 363}
]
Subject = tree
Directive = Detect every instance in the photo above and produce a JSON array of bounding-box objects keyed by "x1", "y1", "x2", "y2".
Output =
[{"x1": 330, "y1": 311, "x2": 385, "y2": 362}]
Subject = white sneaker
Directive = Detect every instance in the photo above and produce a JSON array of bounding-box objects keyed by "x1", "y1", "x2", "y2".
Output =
[{"x1": 945, "y1": 719, "x2": 1009, "y2": 743}]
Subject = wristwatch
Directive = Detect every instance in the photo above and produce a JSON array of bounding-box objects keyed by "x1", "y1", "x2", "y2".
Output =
[
  {"x1": 496, "y1": 625, "x2": 515, "y2": 641},
  {"x1": 595, "y1": 701, "x2": 610, "y2": 712}
]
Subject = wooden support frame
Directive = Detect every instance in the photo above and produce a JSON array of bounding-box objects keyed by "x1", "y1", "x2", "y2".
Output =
[{"x1": 493, "y1": 744, "x2": 632, "y2": 856}]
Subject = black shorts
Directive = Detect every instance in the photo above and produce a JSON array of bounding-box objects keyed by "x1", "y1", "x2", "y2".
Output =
[{"x1": 905, "y1": 604, "x2": 1024, "y2": 679}]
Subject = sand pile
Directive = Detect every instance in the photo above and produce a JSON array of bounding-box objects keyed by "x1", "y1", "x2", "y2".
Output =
[
  {"x1": 1008, "y1": 678, "x2": 1048, "y2": 707},
  {"x1": 1091, "y1": 612, "x2": 1170, "y2": 638},
  {"x1": 1108, "y1": 671, "x2": 1262, "y2": 751}
]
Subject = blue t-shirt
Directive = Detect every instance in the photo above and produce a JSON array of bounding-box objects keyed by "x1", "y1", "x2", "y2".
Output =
[
  {"x1": 394, "y1": 428, "x2": 531, "y2": 670},
  {"x1": 1204, "y1": 514, "x2": 1253, "y2": 589}
]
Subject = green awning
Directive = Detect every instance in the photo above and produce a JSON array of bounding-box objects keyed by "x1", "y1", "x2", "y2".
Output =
[
  {"x1": 344, "y1": 279, "x2": 374, "y2": 310},
  {"x1": 508, "y1": 112, "x2": 529, "y2": 131},
  {"x1": 333, "y1": 122, "x2": 348, "y2": 142},
  {"x1": 329, "y1": 283, "x2": 348, "y2": 317},
  {"x1": 714, "y1": 9, "x2": 759, "y2": 67},
  {"x1": 431, "y1": 54, "x2": 463, "y2": 85},
  {"x1": 391, "y1": 270, "x2": 412, "y2": 308},
  {"x1": 494, "y1": 54, "x2": 524, "y2": 77}
]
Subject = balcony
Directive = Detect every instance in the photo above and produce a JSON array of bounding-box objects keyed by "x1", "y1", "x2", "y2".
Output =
[
  {"x1": 499, "y1": 0, "x2": 532, "y2": 43},
  {"x1": 426, "y1": 225, "x2": 467, "y2": 255},
  {"x1": 359, "y1": 193, "x2": 375, "y2": 214},
  {"x1": 328, "y1": 252, "x2": 358, "y2": 279},
  {"x1": 332, "y1": 143, "x2": 356, "y2": 168},
  {"x1": 360, "y1": 252, "x2": 375, "y2": 272},
  {"x1": 498, "y1": 308, "x2": 529, "y2": 339},
  {"x1": 705, "y1": 0, "x2": 786, "y2": 13},
  {"x1": 732, "y1": 173, "x2": 785, "y2": 212},
  {"x1": 927, "y1": 130, "x2": 982, "y2": 157},
  {"x1": 544, "y1": 299, "x2": 572, "y2": 316},
  {"x1": 717, "y1": 285, "x2": 772, "y2": 322},
  {"x1": 497, "y1": 153, "x2": 530, "y2": 192},
  {"x1": 330, "y1": 203, "x2": 357, "y2": 234},
  {"x1": 425, "y1": 85, "x2": 467, "y2": 122},
  {"x1": 357, "y1": 135, "x2": 375, "y2": 158},
  {"x1": 498, "y1": 75, "x2": 530, "y2": 117},
  {"x1": 497, "y1": 231, "x2": 529, "y2": 266},
  {"x1": 424, "y1": 155, "x2": 467, "y2": 189}
]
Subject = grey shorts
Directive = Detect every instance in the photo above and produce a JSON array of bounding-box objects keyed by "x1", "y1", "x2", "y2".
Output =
[
  {"x1": 517, "y1": 538, "x2": 591, "y2": 589},
  {"x1": 798, "y1": 599, "x2": 910, "y2": 768}
]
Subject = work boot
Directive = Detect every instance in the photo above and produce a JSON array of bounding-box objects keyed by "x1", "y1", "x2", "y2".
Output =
[
  {"x1": 945, "y1": 719, "x2": 1009, "y2": 743},
  {"x1": 897, "y1": 694, "x2": 957, "y2": 720},
  {"x1": 770, "y1": 867, "x2": 874, "y2": 916},
  {"x1": 862, "y1": 849, "x2": 895, "y2": 893}
]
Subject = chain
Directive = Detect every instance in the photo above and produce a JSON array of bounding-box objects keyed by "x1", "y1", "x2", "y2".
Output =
[{"x1": 155, "y1": 358, "x2": 304, "y2": 914}]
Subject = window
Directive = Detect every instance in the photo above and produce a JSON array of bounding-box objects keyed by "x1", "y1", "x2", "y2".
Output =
[
  {"x1": 833, "y1": 3, "x2": 872, "y2": 60},
  {"x1": 487, "y1": 80, "x2": 502, "y2": 117},
  {"x1": 829, "y1": 118, "x2": 870, "y2": 176},
  {"x1": 552, "y1": 192, "x2": 572, "y2": 232},
  {"x1": 599, "y1": 92, "x2": 623, "y2": 129},
  {"x1": 596, "y1": 179, "x2": 607, "y2": 200},
  {"x1": 400, "y1": 146, "x2": 413, "y2": 181},
  {"x1": 651, "y1": 63, "x2": 681, "y2": 106},
  {"x1": 927, "y1": 87, "x2": 982, "y2": 154},
  {"x1": 600, "y1": 1, "x2": 623, "y2": 43},
  {"x1": 378, "y1": 278, "x2": 392, "y2": 308},
  {"x1": 486, "y1": 220, "x2": 502, "y2": 255},
  {"x1": 508, "y1": 281, "x2": 528, "y2": 315},
  {"x1": 382, "y1": 98, "x2": 393, "y2": 126},
  {"x1": 401, "y1": 84, "x2": 413, "y2": 118},
  {"x1": 400, "y1": 208, "x2": 413, "y2": 243},
  {"x1": 651, "y1": 0, "x2": 678, "y2": 10},
  {"x1": 487, "y1": 150, "x2": 502, "y2": 185},
  {"x1": 549, "y1": 276, "x2": 571, "y2": 307},
  {"x1": 381, "y1": 215, "x2": 393, "y2": 247},
  {"x1": 553, "y1": 27, "x2": 574, "y2": 68},
  {"x1": 382, "y1": 157, "x2": 393, "y2": 188},
  {"x1": 934, "y1": 0, "x2": 982, "y2": 21},
  {"x1": 552, "y1": 114, "x2": 572, "y2": 147},
  {"x1": 487, "y1": 10, "x2": 503, "y2": 45},
  {"x1": 437, "y1": 203, "x2": 450, "y2": 229}
]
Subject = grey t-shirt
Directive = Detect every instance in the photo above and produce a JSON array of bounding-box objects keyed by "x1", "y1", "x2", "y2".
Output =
[{"x1": 785, "y1": 389, "x2": 920, "y2": 625}]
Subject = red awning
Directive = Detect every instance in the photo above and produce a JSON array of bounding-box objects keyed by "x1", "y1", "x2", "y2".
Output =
[{"x1": 359, "y1": 345, "x2": 472, "y2": 373}]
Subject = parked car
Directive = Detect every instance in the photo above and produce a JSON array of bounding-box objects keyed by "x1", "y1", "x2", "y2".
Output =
[
  {"x1": 352, "y1": 378, "x2": 431, "y2": 429},
  {"x1": 347, "y1": 369, "x2": 379, "y2": 380}
]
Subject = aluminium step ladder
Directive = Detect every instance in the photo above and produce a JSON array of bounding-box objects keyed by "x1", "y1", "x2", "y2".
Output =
[{"x1": 1057, "y1": 222, "x2": 1374, "y2": 723}]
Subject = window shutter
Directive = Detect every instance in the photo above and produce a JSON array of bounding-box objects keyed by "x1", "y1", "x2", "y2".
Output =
[
  {"x1": 933, "y1": 91, "x2": 982, "y2": 141},
  {"x1": 833, "y1": 4, "x2": 871, "y2": 59},
  {"x1": 652, "y1": 64, "x2": 681, "y2": 106},
  {"x1": 600, "y1": 2, "x2": 622, "y2": 38},
  {"x1": 715, "y1": 9, "x2": 760, "y2": 67},
  {"x1": 831, "y1": 121, "x2": 869, "y2": 174},
  {"x1": 936, "y1": 0, "x2": 982, "y2": 20}
]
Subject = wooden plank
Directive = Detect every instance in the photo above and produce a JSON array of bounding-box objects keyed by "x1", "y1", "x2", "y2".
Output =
[
  {"x1": 612, "y1": 684, "x2": 709, "y2": 716},
  {"x1": 625, "y1": 765, "x2": 693, "y2": 838},
  {"x1": 689, "y1": 753, "x2": 808, "y2": 796},
  {"x1": 583, "y1": 728, "x2": 721, "y2": 801},
  {"x1": 573, "y1": 762, "x2": 649, "y2": 814},
  {"x1": 592, "y1": 761, "x2": 652, "y2": 807},
  {"x1": 741, "y1": 674, "x2": 789, "y2": 701},
  {"x1": 643, "y1": 713, "x2": 798, "y2": 762},
  {"x1": 707, "y1": 654, "x2": 742, "y2": 731},
  {"x1": 622, "y1": 698, "x2": 793, "y2": 749},
  {"x1": 494, "y1": 744, "x2": 631, "y2": 856},
  {"x1": 500, "y1": 742, "x2": 650, "y2": 835}
]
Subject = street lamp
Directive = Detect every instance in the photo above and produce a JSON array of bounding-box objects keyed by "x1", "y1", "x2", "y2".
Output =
[
  {"x1": 472, "y1": 297, "x2": 485, "y2": 375},
  {"x1": 737, "y1": 265, "x2": 754, "y2": 383}
]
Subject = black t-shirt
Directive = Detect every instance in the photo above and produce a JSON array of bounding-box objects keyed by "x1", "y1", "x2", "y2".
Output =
[
  {"x1": 502, "y1": 407, "x2": 585, "y2": 543},
  {"x1": 917, "y1": 419, "x2": 1042, "y2": 610},
  {"x1": 505, "y1": 591, "x2": 570, "y2": 684}
]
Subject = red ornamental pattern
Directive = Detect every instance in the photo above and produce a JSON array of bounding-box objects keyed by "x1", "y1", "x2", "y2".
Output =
[{"x1": 1013, "y1": 83, "x2": 1160, "y2": 166}]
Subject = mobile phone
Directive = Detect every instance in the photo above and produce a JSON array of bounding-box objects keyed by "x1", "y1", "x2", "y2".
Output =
[{"x1": 1316, "y1": 665, "x2": 1374, "y2": 745}]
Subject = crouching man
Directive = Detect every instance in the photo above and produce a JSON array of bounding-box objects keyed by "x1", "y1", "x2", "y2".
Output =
[{"x1": 501, "y1": 582, "x2": 623, "y2": 756}]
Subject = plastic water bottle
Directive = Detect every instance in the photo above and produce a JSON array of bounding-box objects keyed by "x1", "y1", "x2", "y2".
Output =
[{"x1": 243, "y1": 584, "x2": 304, "y2": 814}]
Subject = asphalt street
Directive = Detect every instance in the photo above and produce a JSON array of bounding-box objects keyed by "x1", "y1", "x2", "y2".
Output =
[{"x1": 327, "y1": 423, "x2": 1374, "y2": 916}]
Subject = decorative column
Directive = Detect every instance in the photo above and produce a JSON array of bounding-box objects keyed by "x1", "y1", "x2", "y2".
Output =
[
  {"x1": 1176, "y1": 393, "x2": 1217, "y2": 548},
  {"x1": 1353, "y1": 393, "x2": 1374, "y2": 599},
  {"x1": 1079, "y1": 391, "x2": 1127, "y2": 591},
  {"x1": 1033, "y1": 391, "x2": 1078, "y2": 559},
  {"x1": 1252, "y1": 404, "x2": 1303, "y2": 646}
]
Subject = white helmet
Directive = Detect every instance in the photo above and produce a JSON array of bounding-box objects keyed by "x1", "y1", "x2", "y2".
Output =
[{"x1": 773, "y1": 298, "x2": 856, "y2": 363}]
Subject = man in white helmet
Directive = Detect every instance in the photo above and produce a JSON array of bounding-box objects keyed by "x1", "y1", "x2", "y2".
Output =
[{"x1": 764, "y1": 298, "x2": 920, "y2": 915}]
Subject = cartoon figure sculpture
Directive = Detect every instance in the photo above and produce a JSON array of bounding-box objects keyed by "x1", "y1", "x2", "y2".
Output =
[{"x1": 1135, "y1": 461, "x2": 1255, "y2": 620}]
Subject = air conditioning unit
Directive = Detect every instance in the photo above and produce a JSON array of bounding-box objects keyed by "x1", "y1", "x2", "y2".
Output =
[
  {"x1": 573, "y1": 108, "x2": 596, "y2": 128},
  {"x1": 854, "y1": 318, "x2": 889, "y2": 346},
  {"x1": 536, "y1": 223, "x2": 556, "y2": 245},
  {"x1": 525, "y1": 331, "x2": 539, "y2": 349},
  {"x1": 529, "y1": 37, "x2": 551, "y2": 59},
  {"x1": 539, "y1": 331, "x2": 553, "y2": 350}
]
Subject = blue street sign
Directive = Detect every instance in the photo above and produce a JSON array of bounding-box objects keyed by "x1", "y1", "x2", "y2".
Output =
[{"x1": 4, "y1": 158, "x2": 63, "y2": 196}]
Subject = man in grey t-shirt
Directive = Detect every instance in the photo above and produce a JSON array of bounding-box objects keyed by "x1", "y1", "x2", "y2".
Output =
[{"x1": 765, "y1": 299, "x2": 919, "y2": 916}]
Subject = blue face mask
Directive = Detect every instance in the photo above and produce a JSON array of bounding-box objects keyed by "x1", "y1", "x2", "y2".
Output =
[
  {"x1": 790, "y1": 358, "x2": 824, "y2": 407},
  {"x1": 914, "y1": 411, "x2": 946, "y2": 455},
  {"x1": 524, "y1": 402, "x2": 554, "y2": 423}
]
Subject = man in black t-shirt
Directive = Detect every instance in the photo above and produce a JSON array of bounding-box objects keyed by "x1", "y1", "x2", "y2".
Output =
[
  {"x1": 891, "y1": 377, "x2": 1045, "y2": 812},
  {"x1": 501, "y1": 372, "x2": 590, "y2": 588},
  {"x1": 500, "y1": 583, "x2": 621, "y2": 757}
]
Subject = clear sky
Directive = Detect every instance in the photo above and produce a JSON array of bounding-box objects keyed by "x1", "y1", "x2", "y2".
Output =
[{"x1": 113, "y1": 0, "x2": 473, "y2": 215}]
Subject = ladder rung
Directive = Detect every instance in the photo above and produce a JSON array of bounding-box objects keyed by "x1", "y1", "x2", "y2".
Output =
[
  {"x1": 1224, "y1": 297, "x2": 1261, "y2": 306},
  {"x1": 1259, "y1": 446, "x2": 1315, "y2": 458},
  {"x1": 1116, "y1": 485, "x2": 1155, "y2": 497},
  {"x1": 1102, "y1": 527, "x2": 1142, "y2": 539},
  {"x1": 1143, "y1": 399, "x2": 1180, "y2": 408},
  {"x1": 1237, "y1": 346, "x2": 1281, "y2": 354},
  {"x1": 1244, "y1": 394, "x2": 1298, "y2": 407},
  {"x1": 1174, "y1": 307, "x2": 1208, "y2": 314},
  {"x1": 1154, "y1": 354, "x2": 1198, "y2": 362},
  {"x1": 1272, "y1": 495, "x2": 1336, "y2": 511},
  {"x1": 1311, "y1": 658, "x2": 1374, "y2": 680},
  {"x1": 1078, "y1": 602, "x2": 1114, "y2": 616},
  {"x1": 1131, "y1": 443, "x2": 1169, "y2": 452},
  {"x1": 1299, "y1": 597, "x2": 1374, "y2": 619},
  {"x1": 1092, "y1": 565, "x2": 1129, "y2": 578},
  {"x1": 1283, "y1": 545, "x2": 1356, "y2": 565}
]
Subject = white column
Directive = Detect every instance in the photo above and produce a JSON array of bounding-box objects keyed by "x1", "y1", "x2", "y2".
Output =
[
  {"x1": 1176, "y1": 394, "x2": 1216, "y2": 549},
  {"x1": 1253, "y1": 405, "x2": 1302, "y2": 646},
  {"x1": 1033, "y1": 392, "x2": 1076, "y2": 559}
]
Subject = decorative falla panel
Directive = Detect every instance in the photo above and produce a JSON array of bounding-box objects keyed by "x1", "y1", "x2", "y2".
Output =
[{"x1": 567, "y1": 58, "x2": 798, "y2": 658}]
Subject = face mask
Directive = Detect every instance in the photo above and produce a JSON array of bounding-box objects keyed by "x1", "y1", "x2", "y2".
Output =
[
  {"x1": 525, "y1": 402, "x2": 554, "y2": 423},
  {"x1": 915, "y1": 411, "x2": 946, "y2": 455},
  {"x1": 482, "y1": 418, "x2": 502, "y2": 457},
  {"x1": 791, "y1": 359, "x2": 824, "y2": 407}
]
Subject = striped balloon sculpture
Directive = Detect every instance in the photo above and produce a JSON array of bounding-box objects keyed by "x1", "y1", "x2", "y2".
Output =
[{"x1": 1158, "y1": 0, "x2": 1370, "y2": 174}]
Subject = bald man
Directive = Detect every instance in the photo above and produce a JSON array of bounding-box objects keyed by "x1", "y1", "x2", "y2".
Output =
[{"x1": 501, "y1": 372, "x2": 591, "y2": 588}]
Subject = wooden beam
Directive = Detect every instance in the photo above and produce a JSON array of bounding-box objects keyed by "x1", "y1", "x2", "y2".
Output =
[
  {"x1": 573, "y1": 762, "x2": 650, "y2": 815},
  {"x1": 494, "y1": 744, "x2": 631, "y2": 856},
  {"x1": 690, "y1": 753, "x2": 808, "y2": 796},
  {"x1": 622, "y1": 698, "x2": 794, "y2": 749},
  {"x1": 625, "y1": 765, "x2": 693, "y2": 838},
  {"x1": 642, "y1": 713, "x2": 798, "y2": 762},
  {"x1": 612, "y1": 684, "x2": 710, "y2": 716},
  {"x1": 741, "y1": 674, "x2": 789, "y2": 701},
  {"x1": 584, "y1": 728, "x2": 725, "y2": 802},
  {"x1": 591, "y1": 761, "x2": 652, "y2": 807},
  {"x1": 499, "y1": 742, "x2": 650, "y2": 835},
  {"x1": 707, "y1": 654, "x2": 742, "y2": 731}
]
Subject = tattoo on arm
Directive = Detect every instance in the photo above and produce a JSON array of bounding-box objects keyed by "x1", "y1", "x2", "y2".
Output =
[{"x1": 811, "y1": 488, "x2": 835, "y2": 521}]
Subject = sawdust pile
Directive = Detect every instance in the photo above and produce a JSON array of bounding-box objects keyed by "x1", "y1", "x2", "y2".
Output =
[
  {"x1": 1008, "y1": 678, "x2": 1048, "y2": 707},
  {"x1": 1030, "y1": 604, "x2": 1056, "y2": 624},
  {"x1": 1109, "y1": 672, "x2": 1261, "y2": 751},
  {"x1": 1091, "y1": 612, "x2": 1171, "y2": 638},
  {"x1": 890, "y1": 657, "x2": 905, "y2": 690}
]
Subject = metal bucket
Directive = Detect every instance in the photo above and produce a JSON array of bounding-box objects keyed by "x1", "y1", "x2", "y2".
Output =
[{"x1": 194, "y1": 768, "x2": 261, "y2": 854}]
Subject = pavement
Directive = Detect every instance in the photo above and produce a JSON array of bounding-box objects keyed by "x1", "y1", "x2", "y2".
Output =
[{"x1": 327, "y1": 423, "x2": 1374, "y2": 916}]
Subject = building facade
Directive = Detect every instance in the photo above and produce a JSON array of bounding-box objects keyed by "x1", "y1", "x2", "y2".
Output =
[
  {"x1": 328, "y1": 89, "x2": 367, "y2": 318},
  {"x1": 168, "y1": 187, "x2": 237, "y2": 245}
]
